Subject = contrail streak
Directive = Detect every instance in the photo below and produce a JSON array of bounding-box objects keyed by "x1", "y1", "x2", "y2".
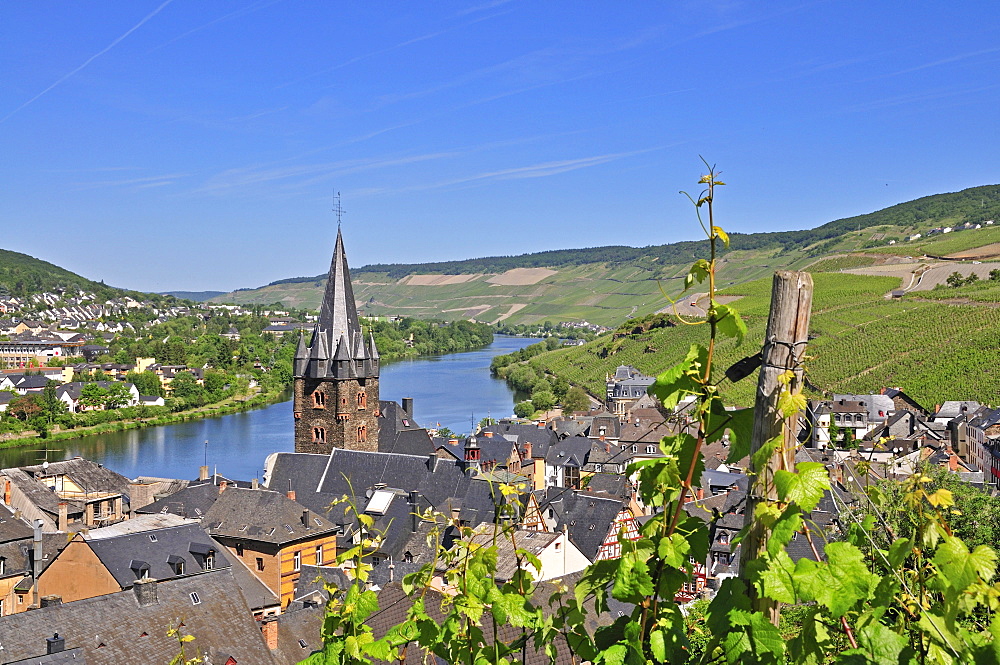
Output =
[{"x1": 1, "y1": 0, "x2": 174, "y2": 124}]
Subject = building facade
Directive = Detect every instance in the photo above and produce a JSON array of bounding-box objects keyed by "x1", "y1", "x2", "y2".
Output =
[{"x1": 293, "y1": 230, "x2": 380, "y2": 454}]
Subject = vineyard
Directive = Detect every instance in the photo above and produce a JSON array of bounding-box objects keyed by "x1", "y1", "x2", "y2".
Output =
[
  {"x1": 873, "y1": 224, "x2": 1000, "y2": 257},
  {"x1": 516, "y1": 271, "x2": 1000, "y2": 409}
]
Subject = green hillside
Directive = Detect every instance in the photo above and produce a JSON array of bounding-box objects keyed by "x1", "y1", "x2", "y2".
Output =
[
  {"x1": 513, "y1": 271, "x2": 1000, "y2": 409},
  {"x1": 213, "y1": 183, "x2": 1000, "y2": 326},
  {"x1": 0, "y1": 248, "x2": 183, "y2": 305}
]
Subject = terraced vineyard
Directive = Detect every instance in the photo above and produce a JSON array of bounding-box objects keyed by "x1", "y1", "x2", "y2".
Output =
[{"x1": 517, "y1": 272, "x2": 1000, "y2": 409}]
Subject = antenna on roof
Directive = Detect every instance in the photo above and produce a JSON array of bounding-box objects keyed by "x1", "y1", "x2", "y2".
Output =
[{"x1": 332, "y1": 191, "x2": 346, "y2": 229}]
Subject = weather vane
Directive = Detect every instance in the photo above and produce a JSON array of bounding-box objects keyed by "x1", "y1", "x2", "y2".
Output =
[{"x1": 333, "y1": 190, "x2": 346, "y2": 229}]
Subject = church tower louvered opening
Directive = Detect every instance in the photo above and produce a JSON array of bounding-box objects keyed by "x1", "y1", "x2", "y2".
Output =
[{"x1": 293, "y1": 229, "x2": 380, "y2": 454}]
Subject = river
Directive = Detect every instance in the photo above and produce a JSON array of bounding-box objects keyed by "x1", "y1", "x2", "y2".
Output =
[{"x1": 0, "y1": 336, "x2": 538, "y2": 481}]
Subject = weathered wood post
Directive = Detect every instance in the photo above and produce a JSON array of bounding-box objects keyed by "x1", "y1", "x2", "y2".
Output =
[{"x1": 740, "y1": 270, "x2": 813, "y2": 625}]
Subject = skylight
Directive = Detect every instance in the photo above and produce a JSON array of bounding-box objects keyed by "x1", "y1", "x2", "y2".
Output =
[{"x1": 364, "y1": 490, "x2": 394, "y2": 515}]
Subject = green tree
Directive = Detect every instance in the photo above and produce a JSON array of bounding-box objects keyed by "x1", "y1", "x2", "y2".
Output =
[
  {"x1": 946, "y1": 271, "x2": 965, "y2": 287},
  {"x1": 513, "y1": 400, "x2": 534, "y2": 418},
  {"x1": 78, "y1": 383, "x2": 108, "y2": 410},
  {"x1": 169, "y1": 372, "x2": 204, "y2": 401},
  {"x1": 125, "y1": 371, "x2": 164, "y2": 397},
  {"x1": 529, "y1": 389, "x2": 555, "y2": 412},
  {"x1": 104, "y1": 383, "x2": 133, "y2": 409},
  {"x1": 561, "y1": 386, "x2": 590, "y2": 413}
]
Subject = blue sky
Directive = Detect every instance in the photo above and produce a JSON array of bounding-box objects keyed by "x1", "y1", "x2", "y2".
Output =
[{"x1": 3, "y1": 1, "x2": 1000, "y2": 292}]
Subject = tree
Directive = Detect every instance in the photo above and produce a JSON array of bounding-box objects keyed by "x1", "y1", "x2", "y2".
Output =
[
  {"x1": 529, "y1": 389, "x2": 556, "y2": 412},
  {"x1": 104, "y1": 383, "x2": 133, "y2": 409},
  {"x1": 39, "y1": 383, "x2": 67, "y2": 423},
  {"x1": 78, "y1": 383, "x2": 108, "y2": 410},
  {"x1": 436, "y1": 426, "x2": 457, "y2": 439},
  {"x1": 561, "y1": 386, "x2": 590, "y2": 414},
  {"x1": 965, "y1": 271, "x2": 980, "y2": 285},
  {"x1": 990, "y1": 268, "x2": 1000, "y2": 281},
  {"x1": 477, "y1": 417, "x2": 497, "y2": 430},
  {"x1": 513, "y1": 400, "x2": 534, "y2": 418},
  {"x1": 7, "y1": 394, "x2": 42, "y2": 421},
  {"x1": 169, "y1": 372, "x2": 204, "y2": 401},
  {"x1": 126, "y1": 371, "x2": 164, "y2": 397},
  {"x1": 947, "y1": 271, "x2": 965, "y2": 287}
]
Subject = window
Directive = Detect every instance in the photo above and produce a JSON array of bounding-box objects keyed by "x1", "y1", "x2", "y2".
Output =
[
  {"x1": 357, "y1": 424, "x2": 367, "y2": 443},
  {"x1": 313, "y1": 427, "x2": 326, "y2": 444},
  {"x1": 148, "y1": 534, "x2": 157, "y2": 542},
  {"x1": 403, "y1": 552, "x2": 413, "y2": 563},
  {"x1": 205, "y1": 553, "x2": 215, "y2": 570},
  {"x1": 175, "y1": 561, "x2": 185, "y2": 575},
  {"x1": 141, "y1": 568, "x2": 150, "y2": 580},
  {"x1": 190, "y1": 592, "x2": 201, "y2": 605},
  {"x1": 256, "y1": 557, "x2": 264, "y2": 571},
  {"x1": 646, "y1": 445, "x2": 656, "y2": 454},
  {"x1": 631, "y1": 445, "x2": 637, "y2": 453},
  {"x1": 312, "y1": 390, "x2": 326, "y2": 408},
  {"x1": 0, "y1": 558, "x2": 5, "y2": 575},
  {"x1": 315, "y1": 544, "x2": 323, "y2": 565},
  {"x1": 595, "y1": 464, "x2": 603, "y2": 473},
  {"x1": 565, "y1": 466, "x2": 580, "y2": 490},
  {"x1": 293, "y1": 551, "x2": 301, "y2": 571},
  {"x1": 357, "y1": 392, "x2": 366, "y2": 409},
  {"x1": 372, "y1": 557, "x2": 380, "y2": 566},
  {"x1": 236, "y1": 543, "x2": 244, "y2": 557}
]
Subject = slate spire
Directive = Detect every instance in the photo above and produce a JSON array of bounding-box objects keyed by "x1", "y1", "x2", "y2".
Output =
[{"x1": 318, "y1": 228, "x2": 361, "y2": 350}]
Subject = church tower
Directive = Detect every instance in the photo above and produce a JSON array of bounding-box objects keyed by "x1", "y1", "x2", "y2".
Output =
[{"x1": 293, "y1": 229, "x2": 380, "y2": 454}]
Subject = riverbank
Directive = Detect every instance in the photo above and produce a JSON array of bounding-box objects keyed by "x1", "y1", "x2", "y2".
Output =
[{"x1": 0, "y1": 386, "x2": 287, "y2": 450}]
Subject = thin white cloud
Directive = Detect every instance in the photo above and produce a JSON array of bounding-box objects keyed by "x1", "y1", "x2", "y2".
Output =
[
  {"x1": 71, "y1": 173, "x2": 190, "y2": 190},
  {"x1": 147, "y1": 0, "x2": 283, "y2": 53},
  {"x1": 358, "y1": 147, "x2": 664, "y2": 197},
  {"x1": 888, "y1": 47, "x2": 1000, "y2": 77},
  {"x1": 1, "y1": 0, "x2": 175, "y2": 124}
]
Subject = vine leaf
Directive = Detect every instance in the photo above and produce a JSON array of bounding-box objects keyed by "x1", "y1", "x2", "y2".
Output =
[
  {"x1": 774, "y1": 462, "x2": 830, "y2": 512},
  {"x1": 648, "y1": 344, "x2": 707, "y2": 410},
  {"x1": 933, "y1": 536, "x2": 997, "y2": 593},
  {"x1": 713, "y1": 302, "x2": 746, "y2": 344},
  {"x1": 793, "y1": 542, "x2": 877, "y2": 618}
]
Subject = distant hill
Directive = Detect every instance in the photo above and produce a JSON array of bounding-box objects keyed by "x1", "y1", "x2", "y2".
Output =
[
  {"x1": 261, "y1": 183, "x2": 1000, "y2": 284},
  {"x1": 209, "y1": 183, "x2": 1000, "y2": 326},
  {"x1": 0, "y1": 248, "x2": 125, "y2": 299},
  {"x1": 160, "y1": 290, "x2": 226, "y2": 302},
  {"x1": 0, "y1": 248, "x2": 184, "y2": 305}
]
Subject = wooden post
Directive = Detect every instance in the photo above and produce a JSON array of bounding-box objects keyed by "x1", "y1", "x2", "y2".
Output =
[{"x1": 740, "y1": 270, "x2": 813, "y2": 625}]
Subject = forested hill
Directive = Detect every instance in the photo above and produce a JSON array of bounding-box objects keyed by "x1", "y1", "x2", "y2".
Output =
[
  {"x1": 0, "y1": 248, "x2": 178, "y2": 304},
  {"x1": 266, "y1": 183, "x2": 1000, "y2": 284}
]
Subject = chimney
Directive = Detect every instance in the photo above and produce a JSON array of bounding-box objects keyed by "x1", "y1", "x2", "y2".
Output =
[
  {"x1": 301, "y1": 510, "x2": 310, "y2": 528},
  {"x1": 524, "y1": 442, "x2": 533, "y2": 459},
  {"x1": 219, "y1": 480, "x2": 228, "y2": 494},
  {"x1": 537, "y1": 421, "x2": 545, "y2": 429},
  {"x1": 408, "y1": 491, "x2": 420, "y2": 533},
  {"x1": 58, "y1": 502, "x2": 68, "y2": 532},
  {"x1": 32, "y1": 519, "x2": 42, "y2": 608},
  {"x1": 261, "y1": 619, "x2": 279, "y2": 651},
  {"x1": 251, "y1": 478, "x2": 259, "y2": 490},
  {"x1": 402, "y1": 397, "x2": 413, "y2": 417},
  {"x1": 4, "y1": 478, "x2": 10, "y2": 505},
  {"x1": 40, "y1": 595, "x2": 62, "y2": 608},
  {"x1": 46, "y1": 634, "x2": 65, "y2": 655},
  {"x1": 287, "y1": 489, "x2": 296, "y2": 502},
  {"x1": 483, "y1": 431, "x2": 493, "y2": 438},
  {"x1": 199, "y1": 465, "x2": 209, "y2": 481},
  {"x1": 133, "y1": 578, "x2": 158, "y2": 607}
]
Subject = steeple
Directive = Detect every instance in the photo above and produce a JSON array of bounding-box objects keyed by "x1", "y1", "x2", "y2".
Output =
[{"x1": 318, "y1": 228, "x2": 361, "y2": 349}]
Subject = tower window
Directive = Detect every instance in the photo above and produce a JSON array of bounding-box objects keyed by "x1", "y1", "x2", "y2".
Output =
[
  {"x1": 312, "y1": 391, "x2": 326, "y2": 408},
  {"x1": 357, "y1": 392, "x2": 366, "y2": 409},
  {"x1": 313, "y1": 427, "x2": 326, "y2": 443},
  {"x1": 358, "y1": 424, "x2": 367, "y2": 443}
]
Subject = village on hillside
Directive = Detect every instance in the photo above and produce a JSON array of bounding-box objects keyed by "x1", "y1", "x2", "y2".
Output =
[{"x1": 0, "y1": 232, "x2": 992, "y2": 664}]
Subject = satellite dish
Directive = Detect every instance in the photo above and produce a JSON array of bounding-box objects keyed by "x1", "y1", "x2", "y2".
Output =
[{"x1": 42, "y1": 461, "x2": 49, "y2": 470}]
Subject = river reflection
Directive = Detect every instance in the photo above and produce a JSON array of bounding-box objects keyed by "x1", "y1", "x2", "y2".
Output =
[{"x1": 0, "y1": 336, "x2": 538, "y2": 481}]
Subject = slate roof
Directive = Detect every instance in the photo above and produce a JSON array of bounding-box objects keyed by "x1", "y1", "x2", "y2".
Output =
[
  {"x1": 135, "y1": 481, "x2": 225, "y2": 519},
  {"x1": 0, "y1": 570, "x2": 276, "y2": 665},
  {"x1": 203, "y1": 487, "x2": 340, "y2": 546},
  {"x1": 264, "y1": 451, "x2": 507, "y2": 560},
  {"x1": 81, "y1": 521, "x2": 229, "y2": 589},
  {"x1": 465, "y1": 527, "x2": 563, "y2": 581},
  {"x1": 545, "y1": 436, "x2": 592, "y2": 468},
  {"x1": 481, "y1": 421, "x2": 559, "y2": 459},
  {"x1": 271, "y1": 605, "x2": 326, "y2": 665},
  {"x1": 377, "y1": 400, "x2": 434, "y2": 456},
  {"x1": 1, "y1": 458, "x2": 132, "y2": 525},
  {"x1": 534, "y1": 487, "x2": 626, "y2": 560}
]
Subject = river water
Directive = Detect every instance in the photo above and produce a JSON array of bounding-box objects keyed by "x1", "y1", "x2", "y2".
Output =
[{"x1": 0, "y1": 336, "x2": 538, "y2": 481}]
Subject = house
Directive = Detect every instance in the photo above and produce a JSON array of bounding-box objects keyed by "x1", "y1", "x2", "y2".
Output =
[
  {"x1": 199, "y1": 486, "x2": 343, "y2": 607},
  {"x1": 534, "y1": 486, "x2": 639, "y2": 562},
  {"x1": 461, "y1": 526, "x2": 589, "y2": 582},
  {"x1": 0, "y1": 569, "x2": 277, "y2": 665},
  {"x1": 0, "y1": 458, "x2": 141, "y2": 531},
  {"x1": 0, "y1": 503, "x2": 35, "y2": 616},
  {"x1": 56, "y1": 381, "x2": 140, "y2": 413},
  {"x1": 605, "y1": 365, "x2": 656, "y2": 421}
]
